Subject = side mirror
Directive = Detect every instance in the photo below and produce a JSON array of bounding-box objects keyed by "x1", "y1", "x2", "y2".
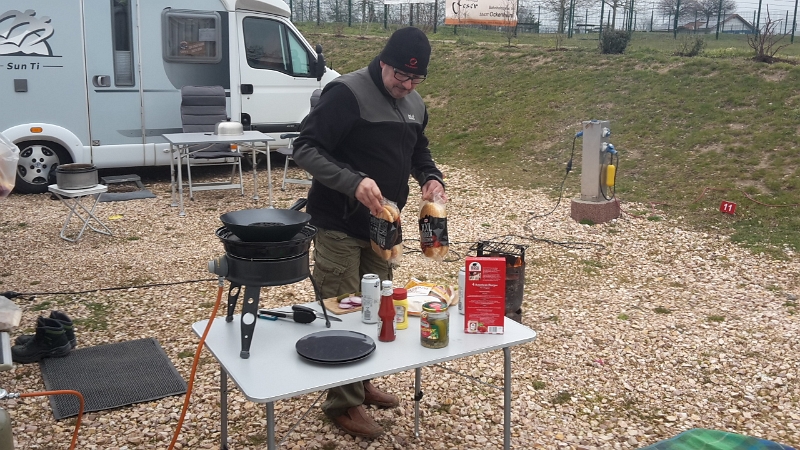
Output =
[{"x1": 314, "y1": 44, "x2": 327, "y2": 81}]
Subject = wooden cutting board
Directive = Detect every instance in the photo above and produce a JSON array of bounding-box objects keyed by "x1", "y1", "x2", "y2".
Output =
[{"x1": 322, "y1": 296, "x2": 361, "y2": 315}]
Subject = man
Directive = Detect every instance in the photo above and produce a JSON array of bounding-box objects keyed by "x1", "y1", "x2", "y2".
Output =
[{"x1": 292, "y1": 27, "x2": 446, "y2": 439}]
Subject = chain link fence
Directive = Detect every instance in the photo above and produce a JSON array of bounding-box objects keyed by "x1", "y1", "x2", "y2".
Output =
[{"x1": 287, "y1": 0, "x2": 798, "y2": 38}]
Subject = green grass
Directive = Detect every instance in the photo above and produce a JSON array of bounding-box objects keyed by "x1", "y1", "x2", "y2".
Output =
[{"x1": 296, "y1": 26, "x2": 800, "y2": 257}]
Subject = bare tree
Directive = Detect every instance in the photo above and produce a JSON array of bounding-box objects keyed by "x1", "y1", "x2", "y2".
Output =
[
  {"x1": 542, "y1": 0, "x2": 594, "y2": 33},
  {"x1": 747, "y1": 10, "x2": 790, "y2": 63},
  {"x1": 687, "y1": 0, "x2": 736, "y2": 28},
  {"x1": 500, "y1": 0, "x2": 519, "y2": 45},
  {"x1": 657, "y1": 0, "x2": 693, "y2": 22},
  {"x1": 602, "y1": 0, "x2": 626, "y2": 30}
]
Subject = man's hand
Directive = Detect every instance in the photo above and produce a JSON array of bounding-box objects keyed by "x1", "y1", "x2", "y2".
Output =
[
  {"x1": 421, "y1": 179, "x2": 446, "y2": 202},
  {"x1": 355, "y1": 178, "x2": 384, "y2": 216}
]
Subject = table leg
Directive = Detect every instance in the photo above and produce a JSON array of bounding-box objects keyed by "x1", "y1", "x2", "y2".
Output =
[
  {"x1": 220, "y1": 367, "x2": 228, "y2": 450},
  {"x1": 79, "y1": 194, "x2": 113, "y2": 236},
  {"x1": 169, "y1": 144, "x2": 178, "y2": 207},
  {"x1": 266, "y1": 402, "x2": 276, "y2": 450},
  {"x1": 503, "y1": 346, "x2": 511, "y2": 450},
  {"x1": 54, "y1": 194, "x2": 112, "y2": 242},
  {"x1": 251, "y1": 146, "x2": 259, "y2": 201},
  {"x1": 177, "y1": 145, "x2": 186, "y2": 217},
  {"x1": 265, "y1": 143, "x2": 273, "y2": 208},
  {"x1": 57, "y1": 195, "x2": 79, "y2": 242},
  {"x1": 414, "y1": 367, "x2": 421, "y2": 438}
]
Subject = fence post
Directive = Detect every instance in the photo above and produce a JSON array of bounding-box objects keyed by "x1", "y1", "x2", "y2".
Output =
[
  {"x1": 755, "y1": 0, "x2": 763, "y2": 34},
  {"x1": 317, "y1": 0, "x2": 320, "y2": 25},
  {"x1": 673, "y1": 0, "x2": 681, "y2": 38},
  {"x1": 792, "y1": 0, "x2": 798, "y2": 43},
  {"x1": 599, "y1": 0, "x2": 605, "y2": 38},
  {"x1": 348, "y1": 0, "x2": 352, "y2": 26},
  {"x1": 434, "y1": 0, "x2": 438, "y2": 33},
  {"x1": 384, "y1": 4, "x2": 388, "y2": 29}
]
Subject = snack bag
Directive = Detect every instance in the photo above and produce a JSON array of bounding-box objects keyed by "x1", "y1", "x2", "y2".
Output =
[
  {"x1": 370, "y1": 199, "x2": 403, "y2": 262},
  {"x1": 419, "y1": 193, "x2": 449, "y2": 261}
]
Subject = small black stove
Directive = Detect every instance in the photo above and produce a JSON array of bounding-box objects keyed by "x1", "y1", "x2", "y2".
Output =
[{"x1": 208, "y1": 224, "x2": 329, "y2": 358}]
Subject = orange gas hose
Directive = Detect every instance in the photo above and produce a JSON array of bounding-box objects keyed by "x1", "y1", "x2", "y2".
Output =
[
  {"x1": 20, "y1": 390, "x2": 84, "y2": 449},
  {"x1": 167, "y1": 282, "x2": 224, "y2": 450}
]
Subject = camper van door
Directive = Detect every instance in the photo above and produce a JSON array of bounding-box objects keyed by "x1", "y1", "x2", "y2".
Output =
[
  {"x1": 236, "y1": 12, "x2": 320, "y2": 135},
  {"x1": 84, "y1": 0, "x2": 145, "y2": 167}
]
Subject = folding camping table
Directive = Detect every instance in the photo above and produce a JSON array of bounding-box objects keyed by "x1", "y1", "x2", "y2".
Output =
[
  {"x1": 163, "y1": 131, "x2": 275, "y2": 216},
  {"x1": 48, "y1": 184, "x2": 113, "y2": 242},
  {"x1": 194, "y1": 303, "x2": 537, "y2": 450}
]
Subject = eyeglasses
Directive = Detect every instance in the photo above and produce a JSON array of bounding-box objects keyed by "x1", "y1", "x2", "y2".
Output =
[{"x1": 393, "y1": 67, "x2": 426, "y2": 84}]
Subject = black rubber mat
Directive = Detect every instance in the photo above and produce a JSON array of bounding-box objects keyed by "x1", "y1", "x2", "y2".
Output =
[
  {"x1": 39, "y1": 338, "x2": 187, "y2": 419},
  {"x1": 98, "y1": 190, "x2": 156, "y2": 202}
]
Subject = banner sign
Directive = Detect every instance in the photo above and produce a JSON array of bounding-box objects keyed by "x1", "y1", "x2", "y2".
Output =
[
  {"x1": 383, "y1": 0, "x2": 436, "y2": 4},
  {"x1": 444, "y1": 0, "x2": 518, "y2": 26}
]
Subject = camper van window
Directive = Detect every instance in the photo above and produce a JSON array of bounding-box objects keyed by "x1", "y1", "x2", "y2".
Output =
[
  {"x1": 111, "y1": 0, "x2": 135, "y2": 86},
  {"x1": 243, "y1": 18, "x2": 313, "y2": 78},
  {"x1": 161, "y1": 10, "x2": 222, "y2": 64}
]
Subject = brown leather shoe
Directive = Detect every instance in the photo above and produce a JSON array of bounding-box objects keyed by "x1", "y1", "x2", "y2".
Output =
[
  {"x1": 332, "y1": 405, "x2": 383, "y2": 439},
  {"x1": 363, "y1": 381, "x2": 400, "y2": 408}
]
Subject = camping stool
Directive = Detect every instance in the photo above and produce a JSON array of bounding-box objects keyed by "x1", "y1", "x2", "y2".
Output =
[{"x1": 48, "y1": 184, "x2": 113, "y2": 242}]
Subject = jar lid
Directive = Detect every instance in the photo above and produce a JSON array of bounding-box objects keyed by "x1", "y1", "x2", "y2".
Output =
[
  {"x1": 422, "y1": 301, "x2": 447, "y2": 312},
  {"x1": 392, "y1": 288, "x2": 407, "y2": 299}
]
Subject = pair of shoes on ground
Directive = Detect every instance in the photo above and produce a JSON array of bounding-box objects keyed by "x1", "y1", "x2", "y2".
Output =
[
  {"x1": 11, "y1": 310, "x2": 77, "y2": 364},
  {"x1": 332, "y1": 381, "x2": 400, "y2": 439}
]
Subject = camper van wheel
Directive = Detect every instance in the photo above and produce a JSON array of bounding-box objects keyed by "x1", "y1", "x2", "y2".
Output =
[{"x1": 14, "y1": 141, "x2": 71, "y2": 195}]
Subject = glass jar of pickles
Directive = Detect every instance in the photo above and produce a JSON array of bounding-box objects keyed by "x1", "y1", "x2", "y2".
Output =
[{"x1": 420, "y1": 301, "x2": 449, "y2": 349}]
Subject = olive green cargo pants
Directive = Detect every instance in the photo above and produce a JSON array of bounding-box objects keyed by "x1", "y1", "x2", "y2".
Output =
[{"x1": 312, "y1": 228, "x2": 392, "y2": 418}]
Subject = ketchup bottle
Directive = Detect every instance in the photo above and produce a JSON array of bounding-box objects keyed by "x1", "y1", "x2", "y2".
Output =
[{"x1": 378, "y1": 280, "x2": 396, "y2": 342}]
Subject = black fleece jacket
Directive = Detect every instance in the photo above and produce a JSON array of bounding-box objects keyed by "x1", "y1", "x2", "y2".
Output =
[{"x1": 292, "y1": 57, "x2": 444, "y2": 242}]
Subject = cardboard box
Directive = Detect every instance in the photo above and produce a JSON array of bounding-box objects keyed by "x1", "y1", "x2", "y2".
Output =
[{"x1": 464, "y1": 256, "x2": 505, "y2": 334}]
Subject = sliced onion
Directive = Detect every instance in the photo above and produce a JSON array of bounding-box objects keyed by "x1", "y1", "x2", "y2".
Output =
[
  {"x1": 337, "y1": 302, "x2": 355, "y2": 309},
  {"x1": 343, "y1": 296, "x2": 362, "y2": 306}
]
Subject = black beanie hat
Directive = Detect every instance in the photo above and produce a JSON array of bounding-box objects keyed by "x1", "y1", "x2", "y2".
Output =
[{"x1": 379, "y1": 27, "x2": 431, "y2": 76}]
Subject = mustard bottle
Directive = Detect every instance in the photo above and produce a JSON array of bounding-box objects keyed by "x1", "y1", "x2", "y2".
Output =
[{"x1": 392, "y1": 288, "x2": 409, "y2": 330}]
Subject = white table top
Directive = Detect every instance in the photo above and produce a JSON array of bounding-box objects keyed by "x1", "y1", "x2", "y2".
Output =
[
  {"x1": 48, "y1": 184, "x2": 107, "y2": 197},
  {"x1": 193, "y1": 303, "x2": 537, "y2": 403},
  {"x1": 163, "y1": 130, "x2": 274, "y2": 145}
]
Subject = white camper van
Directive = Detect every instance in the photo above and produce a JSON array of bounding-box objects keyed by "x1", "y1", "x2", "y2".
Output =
[{"x1": 0, "y1": 0, "x2": 339, "y2": 194}]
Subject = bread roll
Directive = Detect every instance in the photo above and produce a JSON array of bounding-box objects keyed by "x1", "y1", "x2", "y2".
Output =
[
  {"x1": 419, "y1": 200, "x2": 449, "y2": 259},
  {"x1": 371, "y1": 240, "x2": 392, "y2": 260},
  {"x1": 371, "y1": 202, "x2": 401, "y2": 260},
  {"x1": 420, "y1": 201, "x2": 446, "y2": 219}
]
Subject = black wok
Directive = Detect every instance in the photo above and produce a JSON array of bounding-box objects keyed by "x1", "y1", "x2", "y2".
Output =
[{"x1": 220, "y1": 199, "x2": 311, "y2": 242}]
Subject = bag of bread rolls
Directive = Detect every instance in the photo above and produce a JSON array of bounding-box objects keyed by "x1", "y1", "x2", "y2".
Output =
[
  {"x1": 370, "y1": 199, "x2": 403, "y2": 262},
  {"x1": 419, "y1": 193, "x2": 449, "y2": 260},
  {"x1": 0, "y1": 133, "x2": 19, "y2": 199}
]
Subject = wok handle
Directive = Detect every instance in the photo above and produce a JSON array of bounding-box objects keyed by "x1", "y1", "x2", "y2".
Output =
[{"x1": 288, "y1": 198, "x2": 308, "y2": 211}]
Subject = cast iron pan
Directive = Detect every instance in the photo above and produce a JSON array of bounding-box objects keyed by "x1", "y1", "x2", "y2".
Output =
[{"x1": 220, "y1": 199, "x2": 311, "y2": 242}]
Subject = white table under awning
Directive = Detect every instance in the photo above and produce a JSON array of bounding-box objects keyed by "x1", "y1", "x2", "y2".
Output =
[
  {"x1": 163, "y1": 131, "x2": 275, "y2": 216},
  {"x1": 193, "y1": 303, "x2": 537, "y2": 449}
]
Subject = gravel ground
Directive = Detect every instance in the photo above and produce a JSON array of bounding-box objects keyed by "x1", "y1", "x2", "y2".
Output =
[{"x1": 1, "y1": 161, "x2": 798, "y2": 450}]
